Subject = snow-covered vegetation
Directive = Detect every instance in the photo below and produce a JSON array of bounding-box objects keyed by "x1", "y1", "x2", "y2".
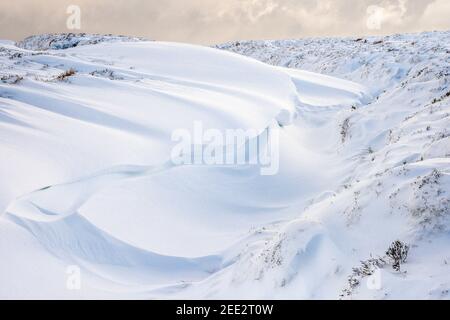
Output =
[
  {"x1": 16, "y1": 33, "x2": 145, "y2": 51},
  {"x1": 216, "y1": 31, "x2": 450, "y2": 299},
  {"x1": 0, "y1": 32, "x2": 449, "y2": 299}
]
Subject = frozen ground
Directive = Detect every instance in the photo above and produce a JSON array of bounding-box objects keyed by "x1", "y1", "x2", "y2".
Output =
[{"x1": 0, "y1": 32, "x2": 449, "y2": 299}]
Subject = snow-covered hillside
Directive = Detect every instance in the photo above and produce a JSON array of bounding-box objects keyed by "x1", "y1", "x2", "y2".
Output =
[
  {"x1": 216, "y1": 31, "x2": 450, "y2": 299},
  {"x1": 0, "y1": 32, "x2": 449, "y2": 299},
  {"x1": 16, "y1": 33, "x2": 145, "y2": 51}
]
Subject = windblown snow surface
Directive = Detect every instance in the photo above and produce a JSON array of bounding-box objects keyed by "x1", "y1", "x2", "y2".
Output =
[{"x1": 0, "y1": 32, "x2": 449, "y2": 299}]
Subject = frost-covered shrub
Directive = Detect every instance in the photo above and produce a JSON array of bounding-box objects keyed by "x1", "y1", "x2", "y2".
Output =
[
  {"x1": 340, "y1": 118, "x2": 351, "y2": 143},
  {"x1": 410, "y1": 169, "x2": 449, "y2": 232},
  {"x1": 55, "y1": 68, "x2": 76, "y2": 81},
  {"x1": 432, "y1": 91, "x2": 450, "y2": 104},
  {"x1": 89, "y1": 69, "x2": 124, "y2": 80},
  {"x1": 0, "y1": 74, "x2": 23, "y2": 84},
  {"x1": 341, "y1": 256, "x2": 387, "y2": 298},
  {"x1": 342, "y1": 240, "x2": 409, "y2": 297},
  {"x1": 386, "y1": 240, "x2": 409, "y2": 272}
]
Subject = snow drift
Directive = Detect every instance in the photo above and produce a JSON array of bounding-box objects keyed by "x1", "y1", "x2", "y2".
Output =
[{"x1": 0, "y1": 32, "x2": 449, "y2": 299}]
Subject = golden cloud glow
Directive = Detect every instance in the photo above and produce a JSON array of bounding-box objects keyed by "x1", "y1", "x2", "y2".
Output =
[{"x1": 0, "y1": 0, "x2": 449, "y2": 44}]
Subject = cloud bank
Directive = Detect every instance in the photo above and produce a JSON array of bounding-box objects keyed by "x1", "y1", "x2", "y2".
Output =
[{"x1": 1, "y1": 0, "x2": 449, "y2": 44}]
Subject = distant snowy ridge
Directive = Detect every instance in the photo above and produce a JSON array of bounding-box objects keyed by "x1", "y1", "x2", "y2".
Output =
[
  {"x1": 16, "y1": 33, "x2": 146, "y2": 51},
  {"x1": 216, "y1": 31, "x2": 450, "y2": 95}
]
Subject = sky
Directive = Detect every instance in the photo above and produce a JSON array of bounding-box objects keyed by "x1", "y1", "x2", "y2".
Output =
[{"x1": 1, "y1": 0, "x2": 450, "y2": 44}]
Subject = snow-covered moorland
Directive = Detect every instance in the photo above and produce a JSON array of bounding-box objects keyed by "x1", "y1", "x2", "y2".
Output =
[
  {"x1": 0, "y1": 32, "x2": 449, "y2": 299},
  {"x1": 217, "y1": 32, "x2": 450, "y2": 299}
]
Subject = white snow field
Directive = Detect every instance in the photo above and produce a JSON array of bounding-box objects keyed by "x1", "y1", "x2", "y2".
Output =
[{"x1": 0, "y1": 32, "x2": 449, "y2": 299}]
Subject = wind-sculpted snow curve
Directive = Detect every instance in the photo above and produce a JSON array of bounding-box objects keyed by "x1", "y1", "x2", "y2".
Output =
[
  {"x1": 4, "y1": 160, "x2": 220, "y2": 286},
  {"x1": 5, "y1": 211, "x2": 223, "y2": 287},
  {"x1": 2, "y1": 120, "x2": 288, "y2": 288},
  {"x1": 0, "y1": 37, "x2": 372, "y2": 298}
]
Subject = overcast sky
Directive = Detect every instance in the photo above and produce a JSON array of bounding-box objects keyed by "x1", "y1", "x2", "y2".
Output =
[{"x1": 1, "y1": 0, "x2": 450, "y2": 44}]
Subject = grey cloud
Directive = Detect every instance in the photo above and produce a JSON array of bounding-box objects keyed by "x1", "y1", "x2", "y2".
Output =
[{"x1": 0, "y1": 0, "x2": 449, "y2": 44}]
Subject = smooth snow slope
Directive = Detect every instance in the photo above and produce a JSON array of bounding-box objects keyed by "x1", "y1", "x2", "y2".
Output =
[
  {"x1": 0, "y1": 36, "x2": 369, "y2": 298},
  {"x1": 1, "y1": 31, "x2": 449, "y2": 299}
]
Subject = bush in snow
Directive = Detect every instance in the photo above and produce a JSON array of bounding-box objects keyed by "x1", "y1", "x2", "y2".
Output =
[
  {"x1": 0, "y1": 74, "x2": 23, "y2": 84},
  {"x1": 340, "y1": 117, "x2": 351, "y2": 143},
  {"x1": 342, "y1": 240, "x2": 409, "y2": 297},
  {"x1": 341, "y1": 256, "x2": 387, "y2": 298},
  {"x1": 89, "y1": 69, "x2": 124, "y2": 80},
  {"x1": 55, "y1": 68, "x2": 76, "y2": 81},
  {"x1": 386, "y1": 240, "x2": 409, "y2": 272},
  {"x1": 431, "y1": 90, "x2": 450, "y2": 104}
]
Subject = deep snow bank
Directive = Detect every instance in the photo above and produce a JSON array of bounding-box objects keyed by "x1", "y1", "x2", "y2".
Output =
[{"x1": 0, "y1": 35, "x2": 370, "y2": 298}]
